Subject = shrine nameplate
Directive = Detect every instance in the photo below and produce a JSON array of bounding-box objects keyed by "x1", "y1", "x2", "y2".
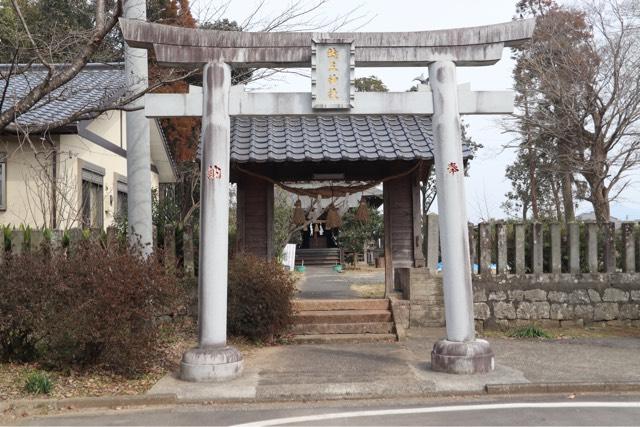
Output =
[{"x1": 311, "y1": 38, "x2": 355, "y2": 109}]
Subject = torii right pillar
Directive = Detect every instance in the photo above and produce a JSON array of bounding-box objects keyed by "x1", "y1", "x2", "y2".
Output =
[{"x1": 429, "y1": 60, "x2": 494, "y2": 374}]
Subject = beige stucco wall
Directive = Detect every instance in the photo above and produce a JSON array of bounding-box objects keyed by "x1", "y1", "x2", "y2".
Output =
[
  {"x1": 0, "y1": 111, "x2": 161, "y2": 229},
  {"x1": 0, "y1": 135, "x2": 54, "y2": 227},
  {"x1": 86, "y1": 110, "x2": 126, "y2": 149}
]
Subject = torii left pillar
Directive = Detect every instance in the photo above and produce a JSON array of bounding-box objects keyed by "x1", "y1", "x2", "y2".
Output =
[{"x1": 180, "y1": 62, "x2": 244, "y2": 382}]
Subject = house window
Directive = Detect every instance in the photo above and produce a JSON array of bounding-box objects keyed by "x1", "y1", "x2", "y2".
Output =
[
  {"x1": 0, "y1": 153, "x2": 6, "y2": 210},
  {"x1": 116, "y1": 179, "x2": 128, "y2": 219},
  {"x1": 81, "y1": 168, "x2": 104, "y2": 229}
]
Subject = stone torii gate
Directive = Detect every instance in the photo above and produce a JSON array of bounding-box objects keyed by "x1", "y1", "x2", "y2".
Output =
[{"x1": 120, "y1": 18, "x2": 535, "y2": 381}]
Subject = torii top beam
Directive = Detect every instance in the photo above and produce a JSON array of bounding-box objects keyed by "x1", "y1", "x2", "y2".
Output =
[{"x1": 119, "y1": 18, "x2": 535, "y2": 68}]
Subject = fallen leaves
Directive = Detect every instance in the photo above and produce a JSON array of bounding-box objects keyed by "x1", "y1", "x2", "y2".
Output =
[
  {"x1": 0, "y1": 317, "x2": 261, "y2": 404},
  {"x1": 0, "y1": 318, "x2": 197, "y2": 402}
]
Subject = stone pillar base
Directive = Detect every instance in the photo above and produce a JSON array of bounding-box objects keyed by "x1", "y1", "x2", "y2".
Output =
[
  {"x1": 180, "y1": 346, "x2": 244, "y2": 382},
  {"x1": 430, "y1": 339, "x2": 494, "y2": 374}
]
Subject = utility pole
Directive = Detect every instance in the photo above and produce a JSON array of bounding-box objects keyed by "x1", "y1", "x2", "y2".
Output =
[{"x1": 124, "y1": 0, "x2": 153, "y2": 255}]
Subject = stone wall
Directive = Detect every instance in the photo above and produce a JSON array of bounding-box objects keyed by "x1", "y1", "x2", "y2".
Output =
[
  {"x1": 396, "y1": 268, "x2": 445, "y2": 328},
  {"x1": 398, "y1": 268, "x2": 640, "y2": 330},
  {"x1": 414, "y1": 215, "x2": 640, "y2": 330},
  {"x1": 473, "y1": 274, "x2": 640, "y2": 330}
]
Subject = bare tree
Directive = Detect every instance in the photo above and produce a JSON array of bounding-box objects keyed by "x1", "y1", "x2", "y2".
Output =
[
  {"x1": 0, "y1": 0, "x2": 124, "y2": 131},
  {"x1": 1, "y1": 0, "x2": 370, "y2": 131},
  {"x1": 21, "y1": 144, "x2": 84, "y2": 229},
  {"x1": 1, "y1": 0, "x2": 371, "y2": 229},
  {"x1": 505, "y1": 0, "x2": 640, "y2": 224}
]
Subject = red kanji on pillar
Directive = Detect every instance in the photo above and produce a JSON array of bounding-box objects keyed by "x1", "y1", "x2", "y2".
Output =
[{"x1": 447, "y1": 162, "x2": 460, "y2": 175}]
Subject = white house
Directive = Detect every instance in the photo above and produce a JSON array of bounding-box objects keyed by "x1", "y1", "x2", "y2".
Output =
[{"x1": 0, "y1": 63, "x2": 177, "y2": 229}]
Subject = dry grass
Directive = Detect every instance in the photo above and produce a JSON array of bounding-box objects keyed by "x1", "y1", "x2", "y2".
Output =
[
  {"x1": 0, "y1": 318, "x2": 195, "y2": 402},
  {"x1": 482, "y1": 324, "x2": 640, "y2": 340},
  {"x1": 0, "y1": 317, "x2": 263, "y2": 403},
  {"x1": 290, "y1": 270, "x2": 305, "y2": 284},
  {"x1": 0, "y1": 363, "x2": 162, "y2": 401},
  {"x1": 349, "y1": 282, "x2": 385, "y2": 298},
  {"x1": 0, "y1": 319, "x2": 196, "y2": 400},
  {"x1": 342, "y1": 265, "x2": 382, "y2": 274},
  {"x1": 548, "y1": 325, "x2": 640, "y2": 339}
]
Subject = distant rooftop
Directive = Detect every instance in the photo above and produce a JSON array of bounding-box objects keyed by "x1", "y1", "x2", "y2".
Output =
[
  {"x1": 575, "y1": 212, "x2": 622, "y2": 223},
  {"x1": 0, "y1": 63, "x2": 125, "y2": 129}
]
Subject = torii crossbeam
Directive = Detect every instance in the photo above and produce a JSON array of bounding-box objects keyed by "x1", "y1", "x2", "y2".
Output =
[{"x1": 121, "y1": 17, "x2": 535, "y2": 381}]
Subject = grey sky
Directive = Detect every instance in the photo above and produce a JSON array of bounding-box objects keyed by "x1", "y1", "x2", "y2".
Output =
[{"x1": 197, "y1": 0, "x2": 640, "y2": 222}]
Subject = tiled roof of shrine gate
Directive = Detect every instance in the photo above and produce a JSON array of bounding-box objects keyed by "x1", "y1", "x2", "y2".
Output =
[{"x1": 228, "y1": 115, "x2": 471, "y2": 163}]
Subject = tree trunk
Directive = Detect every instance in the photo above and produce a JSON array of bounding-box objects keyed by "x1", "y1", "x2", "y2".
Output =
[
  {"x1": 584, "y1": 142, "x2": 610, "y2": 224},
  {"x1": 561, "y1": 172, "x2": 575, "y2": 223},
  {"x1": 522, "y1": 94, "x2": 539, "y2": 221},
  {"x1": 528, "y1": 147, "x2": 539, "y2": 220},
  {"x1": 591, "y1": 186, "x2": 610, "y2": 224},
  {"x1": 50, "y1": 142, "x2": 58, "y2": 229},
  {"x1": 550, "y1": 179, "x2": 563, "y2": 221}
]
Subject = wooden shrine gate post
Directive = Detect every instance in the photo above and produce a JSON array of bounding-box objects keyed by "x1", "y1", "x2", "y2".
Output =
[{"x1": 121, "y1": 18, "x2": 535, "y2": 380}]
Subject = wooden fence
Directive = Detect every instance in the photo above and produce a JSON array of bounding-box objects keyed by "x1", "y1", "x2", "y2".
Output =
[
  {"x1": 4, "y1": 217, "x2": 640, "y2": 277},
  {"x1": 423, "y1": 214, "x2": 640, "y2": 275},
  {"x1": 0, "y1": 224, "x2": 196, "y2": 276}
]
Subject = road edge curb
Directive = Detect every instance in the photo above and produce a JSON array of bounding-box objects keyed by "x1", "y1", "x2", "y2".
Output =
[
  {"x1": 4, "y1": 382, "x2": 640, "y2": 416},
  {"x1": 485, "y1": 382, "x2": 640, "y2": 394},
  {"x1": 1, "y1": 393, "x2": 177, "y2": 414}
]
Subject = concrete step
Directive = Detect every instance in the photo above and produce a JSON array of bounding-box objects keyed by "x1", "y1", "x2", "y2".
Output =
[
  {"x1": 292, "y1": 322, "x2": 395, "y2": 335},
  {"x1": 292, "y1": 333, "x2": 396, "y2": 344},
  {"x1": 294, "y1": 309, "x2": 392, "y2": 324},
  {"x1": 293, "y1": 299, "x2": 390, "y2": 311}
]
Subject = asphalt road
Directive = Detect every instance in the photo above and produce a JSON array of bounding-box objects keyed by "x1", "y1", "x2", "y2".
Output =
[{"x1": 19, "y1": 394, "x2": 640, "y2": 426}]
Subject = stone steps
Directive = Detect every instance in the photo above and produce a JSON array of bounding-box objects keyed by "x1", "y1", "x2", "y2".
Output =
[
  {"x1": 291, "y1": 333, "x2": 397, "y2": 344},
  {"x1": 292, "y1": 321, "x2": 395, "y2": 335},
  {"x1": 293, "y1": 298, "x2": 390, "y2": 311},
  {"x1": 295, "y1": 249, "x2": 341, "y2": 266},
  {"x1": 294, "y1": 309, "x2": 392, "y2": 324},
  {"x1": 292, "y1": 298, "x2": 397, "y2": 343}
]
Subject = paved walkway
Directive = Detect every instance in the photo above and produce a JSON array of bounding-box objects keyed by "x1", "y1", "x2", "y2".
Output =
[
  {"x1": 148, "y1": 328, "x2": 640, "y2": 401},
  {"x1": 295, "y1": 266, "x2": 385, "y2": 299}
]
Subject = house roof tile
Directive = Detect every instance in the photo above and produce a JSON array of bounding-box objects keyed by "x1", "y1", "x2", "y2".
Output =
[{"x1": 0, "y1": 64, "x2": 126, "y2": 128}]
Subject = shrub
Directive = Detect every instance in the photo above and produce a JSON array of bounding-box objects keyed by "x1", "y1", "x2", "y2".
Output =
[
  {"x1": 24, "y1": 371, "x2": 53, "y2": 395},
  {"x1": 338, "y1": 206, "x2": 383, "y2": 256},
  {"x1": 508, "y1": 325, "x2": 552, "y2": 339},
  {"x1": 0, "y1": 240, "x2": 185, "y2": 376},
  {"x1": 227, "y1": 254, "x2": 296, "y2": 342}
]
